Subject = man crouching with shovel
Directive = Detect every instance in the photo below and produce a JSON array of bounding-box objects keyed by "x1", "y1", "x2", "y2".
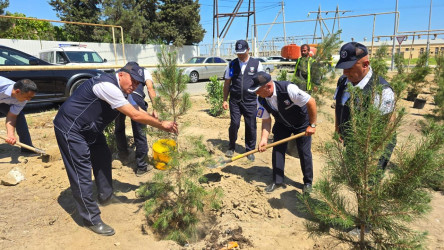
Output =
[{"x1": 249, "y1": 72, "x2": 317, "y2": 194}]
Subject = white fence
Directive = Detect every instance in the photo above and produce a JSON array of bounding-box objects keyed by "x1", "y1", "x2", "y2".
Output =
[{"x1": 0, "y1": 38, "x2": 199, "y2": 65}]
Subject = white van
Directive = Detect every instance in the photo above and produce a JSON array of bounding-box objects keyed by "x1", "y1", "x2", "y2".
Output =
[{"x1": 39, "y1": 44, "x2": 114, "y2": 73}]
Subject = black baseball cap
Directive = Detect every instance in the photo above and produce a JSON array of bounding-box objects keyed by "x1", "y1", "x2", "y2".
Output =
[
  {"x1": 335, "y1": 42, "x2": 368, "y2": 69},
  {"x1": 248, "y1": 71, "x2": 272, "y2": 92},
  {"x1": 235, "y1": 40, "x2": 249, "y2": 54},
  {"x1": 119, "y1": 62, "x2": 145, "y2": 83}
]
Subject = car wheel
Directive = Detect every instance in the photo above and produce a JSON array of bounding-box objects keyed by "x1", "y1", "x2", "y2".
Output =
[
  {"x1": 189, "y1": 71, "x2": 199, "y2": 83},
  {"x1": 69, "y1": 78, "x2": 87, "y2": 96},
  {"x1": 266, "y1": 68, "x2": 270, "y2": 74}
]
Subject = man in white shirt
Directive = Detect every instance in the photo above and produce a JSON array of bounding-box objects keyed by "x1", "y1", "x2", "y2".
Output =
[
  {"x1": 0, "y1": 77, "x2": 37, "y2": 152},
  {"x1": 53, "y1": 62, "x2": 177, "y2": 236},
  {"x1": 334, "y1": 42, "x2": 396, "y2": 169},
  {"x1": 249, "y1": 72, "x2": 317, "y2": 194},
  {"x1": 222, "y1": 40, "x2": 263, "y2": 161}
]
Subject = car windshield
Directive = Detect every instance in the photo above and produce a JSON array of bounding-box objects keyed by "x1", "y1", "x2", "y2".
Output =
[
  {"x1": 187, "y1": 57, "x2": 206, "y2": 63},
  {"x1": 65, "y1": 51, "x2": 104, "y2": 63}
]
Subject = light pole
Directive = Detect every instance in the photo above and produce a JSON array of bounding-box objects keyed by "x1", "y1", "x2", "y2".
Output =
[
  {"x1": 390, "y1": 0, "x2": 399, "y2": 71},
  {"x1": 426, "y1": 0, "x2": 433, "y2": 66}
]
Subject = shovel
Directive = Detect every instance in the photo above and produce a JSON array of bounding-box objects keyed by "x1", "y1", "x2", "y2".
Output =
[
  {"x1": 0, "y1": 135, "x2": 50, "y2": 162},
  {"x1": 208, "y1": 131, "x2": 306, "y2": 169}
]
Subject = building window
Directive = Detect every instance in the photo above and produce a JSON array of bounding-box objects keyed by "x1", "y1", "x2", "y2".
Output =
[
  {"x1": 420, "y1": 48, "x2": 425, "y2": 54},
  {"x1": 436, "y1": 47, "x2": 439, "y2": 54},
  {"x1": 405, "y1": 48, "x2": 409, "y2": 51}
]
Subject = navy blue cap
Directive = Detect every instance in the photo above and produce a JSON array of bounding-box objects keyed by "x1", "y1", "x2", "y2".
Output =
[
  {"x1": 119, "y1": 62, "x2": 145, "y2": 83},
  {"x1": 335, "y1": 42, "x2": 368, "y2": 69},
  {"x1": 235, "y1": 40, "x2": 249, "y2": 54},
  {"x1": 248, "y1": 71, "x2": 272, "y2": 92}
]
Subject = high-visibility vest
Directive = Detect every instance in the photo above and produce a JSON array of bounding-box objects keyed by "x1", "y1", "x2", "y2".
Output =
[{"x1": 294, "y1": 57, "x2": 314, "y2": 91}]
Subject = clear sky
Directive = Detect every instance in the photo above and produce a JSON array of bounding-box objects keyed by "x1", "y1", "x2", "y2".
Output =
[{"x1": 5, "y1": 0, "x2": 444, "y2": 46}]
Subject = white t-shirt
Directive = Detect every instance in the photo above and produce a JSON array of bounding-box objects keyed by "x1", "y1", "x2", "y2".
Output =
[
  {"x1": 333, "y1": 67, "x2": 395, "y2": 115},
  {"x1": 92, "y1": 73, "x2": 136, "y2": 109},
  {"x1": 224, "y1": 57, "x2": 264, "y2": 79},
  {"x1": 256, "y1": 82, "x2": 311, "y2": 120}
]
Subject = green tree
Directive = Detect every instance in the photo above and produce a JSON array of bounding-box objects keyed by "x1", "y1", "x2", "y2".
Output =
[
  {"x1": 2, "y1": 12, "x2": 55, "y2": 40},
  {"x1": 102, "y1": 0, "x2": 157, "y2": 44},
  {"x1": 151, "y1": 0, "x2": 205, "y2": 46},
  {"x1": 370, "y1": 44, "x2": 388, "y2": 79},
  {"x1": 49, "y1": 0, "x2": 102, "y2": 42},
  {"x1": 300, "y1": 82, "x2": 444, "y2": 248},
  {"x1": 0, "y1": 0, "x2": 13, "y2": 36}
]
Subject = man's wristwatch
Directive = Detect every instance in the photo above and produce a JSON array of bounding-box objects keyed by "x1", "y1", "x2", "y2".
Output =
[{"x1": 309, "y1": 123, "x2": 316, "y2": 128}]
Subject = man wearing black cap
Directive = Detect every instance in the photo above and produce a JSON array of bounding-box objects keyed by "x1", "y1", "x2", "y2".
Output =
[
  {"x1": 334, "y1": 42, "x2": 396, "y2": 168},
  {"x1": 223, "y1": 39, "x2": 263, "y2": 161},
  {"x1": 249, "y1": 71, "x2": 317, "y2": 194},
  {"x1": 53, "y1": 62, "x2": 178, "y2": 236}
]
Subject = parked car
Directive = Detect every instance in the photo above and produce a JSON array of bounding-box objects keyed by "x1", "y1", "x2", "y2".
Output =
[
  {"x1": 183, "y1": 56, "x2": 228, "y2": 83},
  {"x1": 267, "y1": 56, "x2": 285, "y2": 62},
  {"x1": 0, "y1": 45, "x2": 103, "y2": 103},
  {"x1": 39, "y1": 44, "x2": 114, "y2": 73},
  {"x1": 256, "y1": 57, "x2": 275, "y2": 74}
]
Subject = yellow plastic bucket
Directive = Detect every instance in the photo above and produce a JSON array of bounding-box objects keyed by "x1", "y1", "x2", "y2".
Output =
[{"x1": 152, "y1": 139, "x2": 176, "y2": 170}]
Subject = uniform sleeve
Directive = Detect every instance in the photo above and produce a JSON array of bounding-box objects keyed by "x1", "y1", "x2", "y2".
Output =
[
  {"x1": 257, "y1": 61, "x2": 264, "y2": 72},
  {"x1": 287, "y1": 84, "x2": 311, "y2": 107},
  {"x1": 374, "y1": 88, "x2": 395, "y2": 115},
  {"x1": 143, "y1": 69, "x2": 153, "y2": 82},
  {"x1": 224, "y1": 65, "x2": 231, "y2": 79},
  {"x1": 9, "y1": 102, "x2": 26, "y2": 115},
  {"x1": 92, "y1": 82, "x2": 129, "y2": 109},
  {"x1": 256, "y1": 98, "x2": 270, "y2": 119}
]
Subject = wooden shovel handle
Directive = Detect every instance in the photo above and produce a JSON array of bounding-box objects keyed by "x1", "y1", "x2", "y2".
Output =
[
  {"x1": 0, "y1": 134, "x2": 46, "y2": 155},
  {"x1": 229, "y1": 131, "x2": 306, "y2": 162}
]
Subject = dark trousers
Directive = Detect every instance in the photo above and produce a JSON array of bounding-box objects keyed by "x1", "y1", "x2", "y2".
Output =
[
  {"x1": 54, "y1": 127, "x2": 113, "y2": 226},
  {"x1": 0, "y1": 103, "x2": 32, "y2": 147},
  {"x1": 272, "y1": 122, "x2": 313, "y2": 185},
  {"x1": 114, "y1": 94, "x2": 148, "y2": 170},
  {"x1": 228, "y1": 99, "x2": 257, "y2": 152}
]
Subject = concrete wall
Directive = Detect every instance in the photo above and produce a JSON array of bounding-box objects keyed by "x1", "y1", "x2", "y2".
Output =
[{"x1": 0, "y1": 39, "x2": 199, "y2": 65}]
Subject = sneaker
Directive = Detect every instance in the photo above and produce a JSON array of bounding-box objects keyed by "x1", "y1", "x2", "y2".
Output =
[
  {"x1": 225, "y1": 149, "x2": 234, "y2": 158},
  {"x1": 136, "y1": 165, "x2": 153, "y2": 177},
  {"x1": 247, "y1": 154, "x2": 255, "y2": 162},
  {"x1": 303, "y1": 183, "x2": 312, "y2": 194}
]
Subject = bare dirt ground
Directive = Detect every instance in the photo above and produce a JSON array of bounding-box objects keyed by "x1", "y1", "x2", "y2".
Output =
[{"x1": 1, "y1": 76, "x2": 443, "y2": 250}]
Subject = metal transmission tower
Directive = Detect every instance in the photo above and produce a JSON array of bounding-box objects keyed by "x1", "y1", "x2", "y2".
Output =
[
  {"x1": 308, "y1": 5, "x2": 351, "y2": 43},
  {"x1": 212, "y1": 0, "x2": 256, "y2": 56}
]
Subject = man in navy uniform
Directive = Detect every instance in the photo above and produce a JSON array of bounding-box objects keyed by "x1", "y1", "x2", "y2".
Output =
[
  {"x1": 114, "y1": 67, "x2": 157, "y2": 177},
  {"x1": 334, "y1": 42, "x2": 396, "y2": 170},
  {"x1": 0, "y1": 77, "x2": 37, "y2": 152},
  {"x1": 222, "y1": 40, "x2": 263, "y2": 161},
  {"x1": 53, "y1": 62, "x2": 177, "y2": 236},
  {"x1": 249, "y1": 72, "x2": 317, "y2": 194}
]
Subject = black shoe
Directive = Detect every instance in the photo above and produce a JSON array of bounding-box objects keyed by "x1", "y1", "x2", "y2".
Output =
[
  {"x1": 225, "y1": 149, "x2": 234, "y2": 158},
  {"x1": 98, "y1": 194, "x2": 122, "y2": 206},
  {"x1": 87, "y1": 222, "x2": 115, "y2": 236},
  {"x1": 265, "y1": 183, "x2": 286, "y2": 193},
  {"x1": 303, "y1": 183, "x2": 312, "y2": 194},
  {"x1": 247, "y1": 154, "x2": 255, "y2": 162},
  {"x1": 136, "y1": 165, "x2": 153, "y2": 177}
]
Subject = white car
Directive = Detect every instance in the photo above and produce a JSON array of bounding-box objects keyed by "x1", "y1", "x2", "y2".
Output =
[
  {"x1": 183, "y1": 56, "x2": 228, "y2": 83},
  {"x1": 39, "y1": 44, "x2": 114, "y2": 73},
  {"x1": 256, "y1": 57, "x2": 275, "y2": 74}
]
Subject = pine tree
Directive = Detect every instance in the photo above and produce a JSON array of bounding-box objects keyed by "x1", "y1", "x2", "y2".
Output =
[
  {"x1": 300, "y1": 63, "x2": 444, "y2": 248},
  {"x1": 137, "y1": 46, "x2": 222, "y2": 245}
]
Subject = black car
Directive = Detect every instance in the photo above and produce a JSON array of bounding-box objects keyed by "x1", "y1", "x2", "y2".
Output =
[{"x1": 0, "y1": 45, "x2": 103, "y2": 103}]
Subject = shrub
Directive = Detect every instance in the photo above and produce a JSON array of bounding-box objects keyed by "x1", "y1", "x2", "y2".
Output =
[{"x1": 205, "y1": 75, "x2": 225, "y2": 117}]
